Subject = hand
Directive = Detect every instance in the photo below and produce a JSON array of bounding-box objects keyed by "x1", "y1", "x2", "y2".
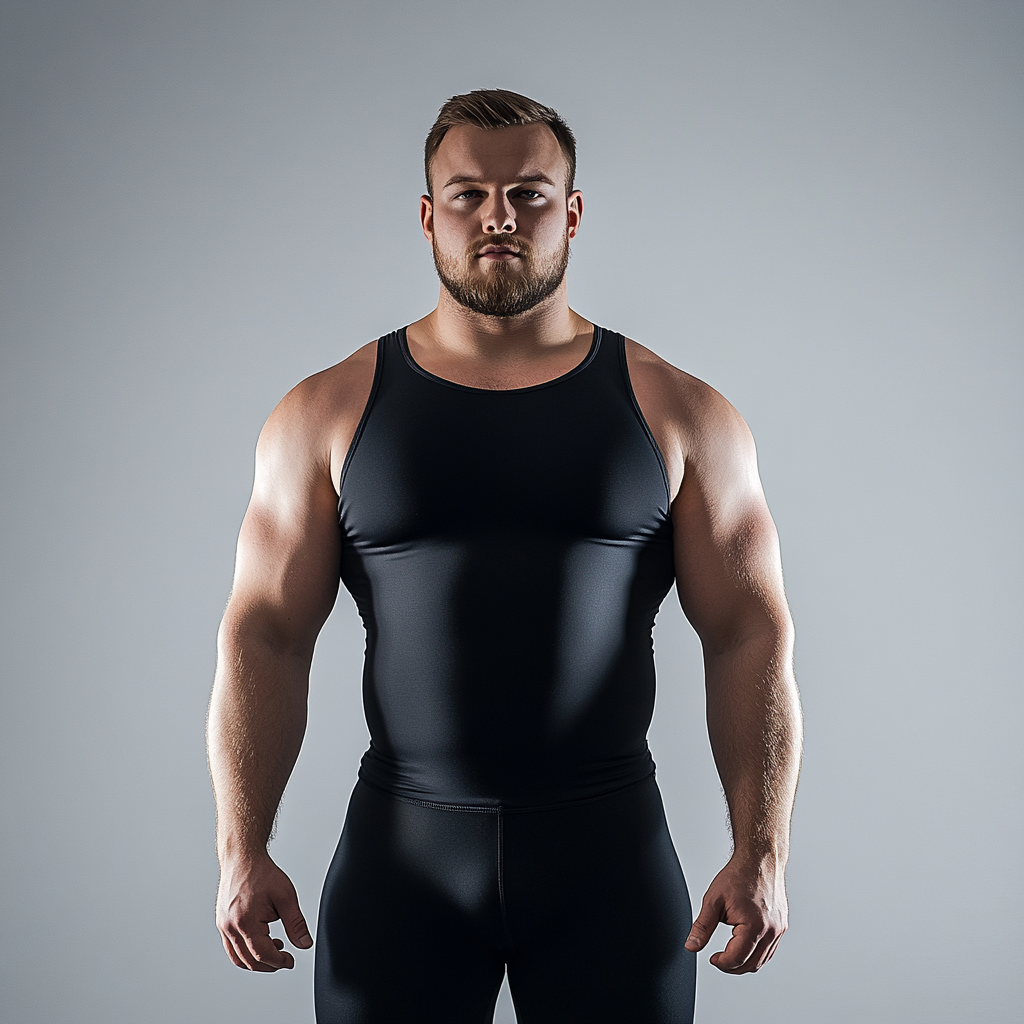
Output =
[
  {"x1": 684, "y1": 855, "x2": 788, "y2": 974},
  {"x1": 216, "y1": 852, "x2": 313, "y2": 971}
]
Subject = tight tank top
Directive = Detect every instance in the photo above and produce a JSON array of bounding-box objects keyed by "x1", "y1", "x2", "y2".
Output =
[{"x1": 338, "y1": 326, "x2": 675, "y2": 807}]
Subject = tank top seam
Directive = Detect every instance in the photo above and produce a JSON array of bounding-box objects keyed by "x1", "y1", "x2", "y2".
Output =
[
  {"x1": 618, "y1": 334, "x2": 673, "y2": 509},
  {"x1": 336, "y1": 335, "x2": 387, "y2": 518},
  {"x1": 398, "y1": 324, "x2": 601, "y2": 394}
]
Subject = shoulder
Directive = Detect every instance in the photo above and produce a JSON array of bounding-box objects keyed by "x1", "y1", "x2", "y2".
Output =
[
  {"x1": 257, "y1": 340, "x2": 379, "y2": 492},
  {"x1": 624, "y1": 338, "x2": 755, "y2": 497},
  {"x1": 625, "y1": 339, "x2": 747, "y2": 442}
]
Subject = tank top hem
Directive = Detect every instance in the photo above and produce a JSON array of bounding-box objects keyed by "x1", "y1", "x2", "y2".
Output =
[{"x1": 355, "y1": 762, "x2": 658, "y2": 814}]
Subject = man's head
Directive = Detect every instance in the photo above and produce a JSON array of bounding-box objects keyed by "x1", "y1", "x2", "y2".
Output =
[{"x1": 421, "y1": 89, "x2": 582, "y2": 319}]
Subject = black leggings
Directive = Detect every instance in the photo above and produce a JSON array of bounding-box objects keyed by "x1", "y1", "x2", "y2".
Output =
[{"x1": 314, "y1": 776, "x2": 696, "y2": 1023}]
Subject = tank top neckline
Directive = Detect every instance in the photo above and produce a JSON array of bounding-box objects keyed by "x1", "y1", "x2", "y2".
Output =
[{"x1": 397, "y1": 324, "x2": 603, "y2": 394}]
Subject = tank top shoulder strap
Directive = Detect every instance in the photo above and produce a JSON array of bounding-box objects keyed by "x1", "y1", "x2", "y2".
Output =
[
  {"x1": 336, "y1": 332, "x2": 393, "y2": 502},
  {"x1": 587, "y1": 324, "x2": 639, "y2": 409},
  {"x1": 376, "y1": 328, "x2": 405, "y2": 379},
  {"x1": 593, "y1": 325, "x2": 672, "y2": 507},
  {"x1": 589, "y1": 323, "x2": 623, "y2": 377}
]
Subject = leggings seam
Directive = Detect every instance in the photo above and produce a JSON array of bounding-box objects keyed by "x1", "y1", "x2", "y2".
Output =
[{"x1": 497, "y1": 810, "x2": 514, "y2": 951}]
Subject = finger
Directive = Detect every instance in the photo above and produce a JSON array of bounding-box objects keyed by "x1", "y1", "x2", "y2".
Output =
[
  {"x1": 221, "y1": 934, "x2": 248, "y2": 971},
  {"x1": 242, "y1": 923, "x2": 295, "y2": 970},
  {"x1": 709, "y1": 923, "x2": 761, "y2": 972},
  {"x1": 684, "y1": 897, "x2": 722, "y2": 952},
  {"x1": 728, "y1": 930, "x2": 778, "y2": 975},
  {"x1": 273, "y1": 938, "x2": 285, "y2": 950},
  {"x1": 757, "y1": 931, "x2": 784, "y2": 970},
  {"x1": 226, "y1": 926, "x2": 278, "y2": 972},
  {"x1": 226, "y1": 913, "x2": 292, "y2": 972}
]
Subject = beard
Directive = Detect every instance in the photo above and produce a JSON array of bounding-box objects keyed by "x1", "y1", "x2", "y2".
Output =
[{"x1": 432, "y1": 232, "x2": 570, "y2": 318}]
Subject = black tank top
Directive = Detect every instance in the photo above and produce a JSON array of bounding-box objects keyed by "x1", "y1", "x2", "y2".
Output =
[{"x1": 338, "y1": 326, "x2": 675, "y2": 807}]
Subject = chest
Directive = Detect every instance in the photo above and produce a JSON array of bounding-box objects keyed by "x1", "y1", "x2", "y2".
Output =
[{"x1": 340, "y1": 376, "x2": 670, "y2": 549}]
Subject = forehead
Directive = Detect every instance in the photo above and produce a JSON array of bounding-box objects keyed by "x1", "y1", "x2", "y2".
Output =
[{"x1": 433, "y1": 123, "x2": 566, "y2": 187}]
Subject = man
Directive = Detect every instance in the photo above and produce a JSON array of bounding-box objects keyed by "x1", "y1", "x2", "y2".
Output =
[{"x1": 208, "y1": 89, "x2": 801, "y2": 1023}]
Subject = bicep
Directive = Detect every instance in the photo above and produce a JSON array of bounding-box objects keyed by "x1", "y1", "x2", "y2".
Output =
[
  {"x1": 224, "y1": 415, "x2": 342, "y2": 655},
  {"x1": 672, "y1": 413, "x2": 790, "y2": 653}
]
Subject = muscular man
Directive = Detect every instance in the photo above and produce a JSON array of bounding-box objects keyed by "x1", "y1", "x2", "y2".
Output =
[{"x1": 208, "y1": 89, "x2": 802, "y2": 1024}]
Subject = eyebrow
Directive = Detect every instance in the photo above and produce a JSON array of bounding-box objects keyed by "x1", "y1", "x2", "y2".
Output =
[{"x1": 442, "y1": 172, "x2": 557, "y2": 190}]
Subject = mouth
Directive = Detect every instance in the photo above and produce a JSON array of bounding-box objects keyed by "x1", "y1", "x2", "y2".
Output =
[{"x1": 476, "y1": 245, "x2": 521, "y2": 259}]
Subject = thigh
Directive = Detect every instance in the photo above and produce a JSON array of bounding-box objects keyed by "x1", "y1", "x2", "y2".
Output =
[
  {"x1": 314, "y1": 783, "x2": 507, "y2": 1024},
  {"x1": 503, "y1": 778, "x2": 696, "y2": 1024}
]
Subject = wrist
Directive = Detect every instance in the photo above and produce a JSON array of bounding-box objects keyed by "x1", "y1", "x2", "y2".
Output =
[
  {"x1": 730, "y1": 842, "x2": 789, "y2": 875},
  {"x1": 217, "y1": 835, "x2": 273, "y2": 869}
]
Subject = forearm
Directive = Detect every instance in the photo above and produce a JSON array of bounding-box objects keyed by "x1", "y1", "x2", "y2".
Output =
[
  {"x1": 703, "y1": 625, "x2": 802, "y2": 866},
  {"x1": 207, "y1": 619, "x2": 311, "y2": 864}
]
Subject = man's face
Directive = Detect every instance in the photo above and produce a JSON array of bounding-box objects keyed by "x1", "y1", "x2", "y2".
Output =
[{"x1": 422, "y1": 123, "x2": 583, "y2": 318}]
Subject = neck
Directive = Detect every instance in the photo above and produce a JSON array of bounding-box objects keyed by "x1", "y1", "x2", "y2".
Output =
[{"x1": 410, "y1": 281, "x2": 590, "y2": 364}]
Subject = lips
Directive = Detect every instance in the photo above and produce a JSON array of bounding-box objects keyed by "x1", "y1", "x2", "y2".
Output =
[{"x1": 477, "y1": 245, "x2": 521, "y2": 256}]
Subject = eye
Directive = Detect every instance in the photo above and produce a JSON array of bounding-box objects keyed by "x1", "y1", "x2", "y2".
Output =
[
  {"x1": 515, "y1": 189, "x2": 542, "y2": 200},
  {"x1": 453, "y1": 190, "x2": 484, "y2": 200}
]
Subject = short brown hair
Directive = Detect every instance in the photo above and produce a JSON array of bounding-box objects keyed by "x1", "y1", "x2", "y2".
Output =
[{"x1": 424, "y1": 89, "x2": 577, "y2": 196}]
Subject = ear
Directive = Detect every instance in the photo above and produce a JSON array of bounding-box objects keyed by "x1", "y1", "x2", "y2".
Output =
[
  {"x1": 420, "y1": 194, "x2": 434, "y2": 242},
  {"x1": 566, "y1": 190, "x2": 583, "y2": 240}
]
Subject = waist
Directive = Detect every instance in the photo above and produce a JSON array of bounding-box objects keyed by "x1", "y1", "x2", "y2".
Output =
[{"x1": 357, "y1": 743, "x2": 657, "y2": 810}]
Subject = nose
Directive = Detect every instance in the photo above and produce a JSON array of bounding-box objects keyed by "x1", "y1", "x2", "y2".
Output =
[{"x1": 482, "y1": 190, "x2": 516, "y2": 234}]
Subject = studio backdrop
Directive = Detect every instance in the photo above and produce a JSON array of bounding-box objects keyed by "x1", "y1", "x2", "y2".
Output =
[{"x1": 2, "y1": 2, "x2": 1021, "y2": 1022}]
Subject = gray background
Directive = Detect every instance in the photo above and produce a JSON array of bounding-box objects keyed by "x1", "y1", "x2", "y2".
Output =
[{"x1": 2, "y1": 1, "x2": 1021, "y2": 1022}]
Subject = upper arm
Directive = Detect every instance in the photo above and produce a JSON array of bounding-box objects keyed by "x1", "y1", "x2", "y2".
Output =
[
  {"x1": 671, "y1": 398, "x2": 791, "y2": 654},
  {"x1": 626, "y1": 340, "x2": 791, "y2": 654},
  {"x1": 221, "y1": 344, "x2": 377, "y2": 656},
  {"x1": 225, "y1": 399, "x2": 342, "y2": 655}
]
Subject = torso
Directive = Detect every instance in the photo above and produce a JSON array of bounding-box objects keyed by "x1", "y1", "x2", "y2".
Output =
[{"x1": 330, "y1": 325, "x2": 683, "y2": 806}]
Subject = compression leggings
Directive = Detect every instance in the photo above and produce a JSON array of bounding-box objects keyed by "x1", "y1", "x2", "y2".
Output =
[{"x1": 314, "y1": 776, "x2": 696, "y2": 1023}]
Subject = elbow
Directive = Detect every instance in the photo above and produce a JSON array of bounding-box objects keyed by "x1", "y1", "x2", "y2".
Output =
[
  {"x1": 217, "y1": 602, "x2": 317, "y2": 663},
  {"x1": 700, "y1": 606, "x2": 794, "y2": 663}
]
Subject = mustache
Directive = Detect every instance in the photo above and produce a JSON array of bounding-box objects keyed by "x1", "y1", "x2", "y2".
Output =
[{"x1": 468, "y1": 234, "x2": 530, "y2": 258}]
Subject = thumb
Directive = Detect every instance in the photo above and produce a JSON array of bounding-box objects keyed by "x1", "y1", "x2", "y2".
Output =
[
  {"x1": 283, "y1": 906, "x2": 313, "y2": 950},
  {"x1": 274, "y1": 886, "x2": 314, "y2": 950},
  {"x1": 685, "y1": 897, "x2": 721, "y2": 952}
]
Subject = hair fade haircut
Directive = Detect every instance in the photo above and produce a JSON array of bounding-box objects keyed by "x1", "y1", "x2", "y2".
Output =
[{"x1": 424, "y1": 89, "x2": 577, "y2": 197}]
